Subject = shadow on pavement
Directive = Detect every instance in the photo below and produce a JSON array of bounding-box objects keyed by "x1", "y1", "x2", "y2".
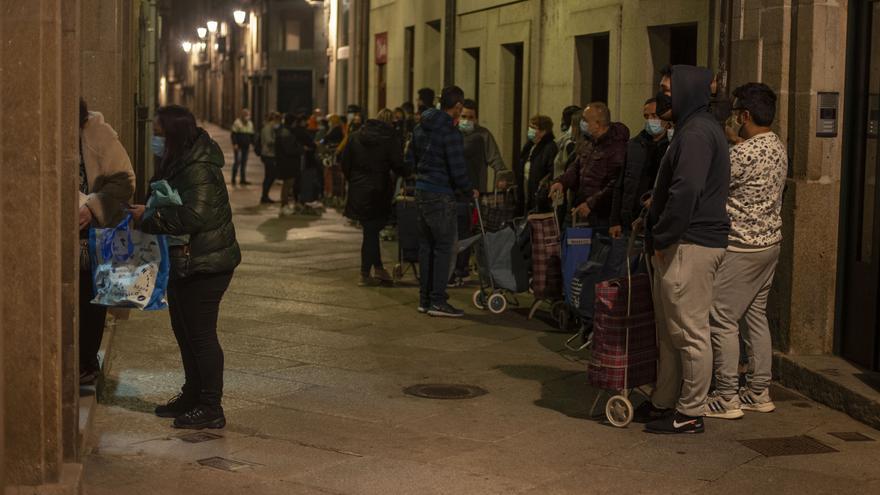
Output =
[
  {"x1": 256, "y1": 214, "x2": 322, "y2": 242},
  {"x1": 496, "y1": 364, "x2": 599, "y2": 420},
  {"x1": 98, "y1": 378, "x2": 161, "y2": 415}
]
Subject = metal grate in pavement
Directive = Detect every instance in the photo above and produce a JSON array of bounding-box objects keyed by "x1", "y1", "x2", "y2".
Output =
[
  {"x1": 403, "y1": 384, "x2": 488, "y2": 400},
  {"x1": 197, "y1": 457, "x2": 253, "y2": 472},
  {"x1": 178, "y1": 431, "x2": 223, "y2": 443},
  {"x1": 739, "y1": 436, "x2": 838, "y2": 457},
  {"x1": 828, "y1": 431, "x2": 875, "y2": 442}
]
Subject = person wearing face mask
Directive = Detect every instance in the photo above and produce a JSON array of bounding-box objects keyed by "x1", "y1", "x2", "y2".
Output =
[
  {"x1": 450, "y1": 99, "x2": 509, "y2": 285},
  {"x1": 406, "y1": 86, "x2": 478, "y2": 317},
  {"x1": 515, "y1": 115, "x2": 558, "y2": 215},
  {"x1": 553, "y1": 105, "x2": 583, "y2": 178},
  {"x1": 549, "y1": 102, "x2": 630, "y2": 227},
  {"x1": 701, "y1": 83, "x2": 786, "y2": 421},
  {"x1": 634, "y1": 65, "x2": 731, "y2": 435},
  {"x1": 77, "y1": 98, "x2": 136, "y2": 385},
  {"x1": 608, "y1": 98, "x2": 670, "y2": 239},
  {"x1": 127, "y1": 105, "x2": 241, "y2": 430}
]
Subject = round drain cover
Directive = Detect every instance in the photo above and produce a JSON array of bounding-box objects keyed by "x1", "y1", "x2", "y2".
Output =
[{"x1": 403, "y1": 384, "x2": 488, "y2": 400}]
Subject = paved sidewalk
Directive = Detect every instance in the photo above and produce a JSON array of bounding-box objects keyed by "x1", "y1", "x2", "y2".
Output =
[{"x1": 83, "y1": 122, "x2": 880, "y2": 494}]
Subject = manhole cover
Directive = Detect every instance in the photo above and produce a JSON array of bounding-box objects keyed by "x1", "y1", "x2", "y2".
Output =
[
  {"x1": 403, "y1": 384, "x2": 488, "y2": 400},
  {"x1": 828, "y1": 431, "x2": 875, "y2": 442},
  {"x1": 739, "y1": 436, "x2": 838, "y2": 457},
  {"x1": 197, "y1": 457, "x2": 253, "y2": 472},
  {"x1": 178, "y1": 431, "x2": 223, "y2": 443}
]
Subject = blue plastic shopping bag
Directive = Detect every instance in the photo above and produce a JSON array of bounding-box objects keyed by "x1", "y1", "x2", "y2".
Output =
[{"x1": 88, "y1": 213, "x2": 170, "y2": 310}]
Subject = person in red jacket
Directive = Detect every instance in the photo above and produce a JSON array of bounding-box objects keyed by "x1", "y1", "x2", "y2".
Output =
[{"x1": 549, "y1": 102, "x2": 630, "y2": 228}]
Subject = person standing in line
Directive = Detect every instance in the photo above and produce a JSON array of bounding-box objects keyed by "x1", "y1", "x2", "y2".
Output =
[
  {"x1": 608, "y1": 98, "x2": 670, "y2": 239},
  {"x1": 230, "y1": 108, "x2": 255, "y2": 185},
  {"x1": 451, "y1": 98, "x2": 509, "y2": 284},
  {"x1": 128, "y1": 104, "x2": 241, "y2": 430},
  {"x1": 342, "y1": 108, "x2": 410, "y2": 287},
  {"x1": 633, "y1": 65, "x2": 731, "y2": 434},
  {"x1": 259, "y1": 112, "x2": 281, "y2": 204},
  {"x1": 549, "y1": 102, "x2": 629, "y2": 228},
  {"x1": 515, "y1": 115, "x2": 557, "y2": 215},
  {"x1": 408, "y1": 86, "x2": 478, "y2": 317},
  {"x1": 553, "y1": 105, "x2": 583, "y2": 179},
  {"x1": 275, "y1": 113, "x2": 304, "y2": 216},
  {"x1": 701, "y1": 83, "x2": 787, "y2": 420},
  {"x1": 78, "y1": 98, "x2": 136, "y2": 385}
]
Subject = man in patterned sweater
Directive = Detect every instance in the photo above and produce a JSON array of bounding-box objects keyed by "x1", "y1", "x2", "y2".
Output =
[{"x1": 702, "y1": 83, "x2": 788, "y2": 419}]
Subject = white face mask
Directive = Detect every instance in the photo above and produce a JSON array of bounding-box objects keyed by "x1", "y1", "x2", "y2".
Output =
[{"x1": 667, "y1": 128, "x2": 675, "y2": 140}]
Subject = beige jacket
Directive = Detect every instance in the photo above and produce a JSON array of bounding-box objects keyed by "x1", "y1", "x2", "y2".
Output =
[{"x1": 79, "y1": 112, "x2": 136, "y2": 227}]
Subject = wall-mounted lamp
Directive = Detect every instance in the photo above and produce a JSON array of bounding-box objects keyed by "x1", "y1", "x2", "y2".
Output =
[
  {"x1": 207, "y1": 20, "x2": 219, "y2": 33},
  {"x1": 197, "y1": 27, "x2": 207, "y2": 39},
  {"x1": 182, "y1": 41, "x2": 193, "y2": 53},
  {"x1": 233, "y1": 10, "x2": 247, "y2": 26}
]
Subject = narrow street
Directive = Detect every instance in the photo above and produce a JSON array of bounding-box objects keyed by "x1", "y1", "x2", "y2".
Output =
[{"x1": 77, "y1": 122, "x2": 880, "y2": 494}]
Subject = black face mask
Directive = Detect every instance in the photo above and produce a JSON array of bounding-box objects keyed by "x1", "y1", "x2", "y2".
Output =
[{"x1": 655, "y1": 90, "x2": 673, "y2": 119}]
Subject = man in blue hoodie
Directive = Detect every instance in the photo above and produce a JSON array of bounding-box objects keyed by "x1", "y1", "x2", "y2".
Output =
[
  {"x1": 634, "y1": 65, "x2": 731, "y2": 434},
  {"x1": 408, "y1": 86, "x2": 477, "y2": 317}
]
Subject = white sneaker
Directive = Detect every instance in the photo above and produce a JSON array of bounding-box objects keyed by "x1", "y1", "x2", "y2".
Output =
[
  {"x1": 279, "y1": 205, "x2": 294, "y2": 217},
  {"x1": 739, "y1": 387, "x2": 776, "y2": 413},
  {"x1": 702, "y1": 391, "x2": 745, "y2": 419}
]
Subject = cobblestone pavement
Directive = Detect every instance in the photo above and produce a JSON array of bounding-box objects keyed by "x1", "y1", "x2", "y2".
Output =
[{"x1": 83, "y1": 122, "x2": 880, "y2": 494}]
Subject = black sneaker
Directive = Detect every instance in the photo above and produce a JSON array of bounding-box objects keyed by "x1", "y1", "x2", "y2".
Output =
[
  {"x1": 645, "y1": 410, "x2": 704, "y2": 434},
  {"x1": 154, "y1": 393, "x2": 198, "y2": 418},
  {"x1": 172, "y1": 405, "x2": 226, "y2": 430},
  {"x1": 427, "y1": 302, "x2": 464, "y2": 318},
  {"x1": 632, "y1": 401, "x2": 671, "y2": 424},
  {"x1": 260, "y1": 197, "x2": 276, "y2": 204}
]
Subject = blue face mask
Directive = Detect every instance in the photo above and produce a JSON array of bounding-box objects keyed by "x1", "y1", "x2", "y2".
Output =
[
  {"x1": 527, "y1": 127, "x2": 537, "y2": 142},
  {"x1": 458, "y1": 119, "x2": 474, "y2": 134},
  {"x1": 645, "y1": 118, "x2": 664, "y2": 136},
  {"x1": 151, "y1": 135, "x2": 166, "y2": 158},
  {"x1": 579, "y1": 119, "x2": 590, "y2": 136}
]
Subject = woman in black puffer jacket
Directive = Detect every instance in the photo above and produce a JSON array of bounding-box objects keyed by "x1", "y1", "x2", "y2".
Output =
[
  {"x1": 341, "y1": 109, "x2": 409, "y2": 286},
  {"x1": 129, "y1": 105, "x2": 241, "y2": 430}
]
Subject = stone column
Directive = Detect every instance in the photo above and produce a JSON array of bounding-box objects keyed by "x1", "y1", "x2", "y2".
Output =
[
  {"x1": 81, "y1": 0, "x2": 122, "y2": 130},
  {"x1": 1, "y1": 0, "x2": 82, "y2": 492},
  {"x1": 730, "y1": 1, "x2": 848, "y2": 354}
]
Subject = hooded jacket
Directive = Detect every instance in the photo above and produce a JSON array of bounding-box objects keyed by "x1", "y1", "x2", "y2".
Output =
[
  {"x1": 647, "y1": 65, "x2": 730, "y2": 251},
  {"x1": 610, "y1": 129, "x2": 668, "y2": 229},
  {"x1": 342, "y1": 119, "x2": 409, "y2": 220},
  {"x1": 140, "y1": 129, "x2": 241, "y2": 279},
  {"x1": 407, "y1": 108, "x2": 472, "y2": 195},
  {"x1": 80, "y1": 112, "x2": 136, "y2": 228},
  {"x1": 558, "y1": 122, "x2": 630, "y2": 223}
]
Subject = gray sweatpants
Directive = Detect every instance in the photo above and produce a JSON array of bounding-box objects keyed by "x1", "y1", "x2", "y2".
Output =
[
  {"x1": 709, "y1": 245, "x2": 780, "y2": 396},
  {"x1": 650, "y1": 243, "x2": 725, "y2": 417}
]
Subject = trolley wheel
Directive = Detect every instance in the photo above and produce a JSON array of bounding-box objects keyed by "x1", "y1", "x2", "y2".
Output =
[
  {"x1": 488, "y1": 293, "x2": 508, "y2": 314},
  {"x1": 392, "y1": 264, "x2": 403, "y2": 281},
  {"x1": 550, "y1": 300, "x2": 567, "y2": 321},
  {"x1": 472, "y1": 290, "x2": 487, "y2": 310},
  {"x1": 557, "y1": 308, "x2": 570, "y2": 331},
  {"x1": 605, "y1": 395, "x2": 634, "y2": 428}
]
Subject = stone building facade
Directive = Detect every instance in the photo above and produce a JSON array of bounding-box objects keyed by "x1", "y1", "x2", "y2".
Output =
[
  {"x1": 341, "y1": 0, "x2": 874, "y2": 377},
  {"x1": 1, "y1": 0, "x2": 156, "y2": 492}
]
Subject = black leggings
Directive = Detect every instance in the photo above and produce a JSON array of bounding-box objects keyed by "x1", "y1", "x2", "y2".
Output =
[
  {"x1": 360, "y1": 217, "x2": 386, "y2": 274},
  {"x1": 261, "y1": 156, "x2": 277, "y2": 199},
  {"x1": 79, "y1": 268, "x2": 108, "y2": 371},
  {"x1": 167, "y1": 271, "x2": 233, "y2": 407}
]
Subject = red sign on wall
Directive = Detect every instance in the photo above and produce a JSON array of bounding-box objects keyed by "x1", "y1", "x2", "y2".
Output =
[{"x1": 375, "y1": 32, "x2": 388, "y2": 65}]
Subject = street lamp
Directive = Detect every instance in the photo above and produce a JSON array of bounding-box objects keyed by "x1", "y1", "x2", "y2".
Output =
[
  {"x1": 198, "y1": 41, "x2": 208, "y2": 52},
  {"x1": 233, "y1": 10, "x2": 247, "y2": 26},
  {"x1": 197, "y1": 27, "x2": 207, "y2": 39},
  {"x1": 182, "y1": 41, "x2": 193, "y2": 53},
  {"x1": 207, "y1": 20, "x2": 219, "y2": 34}
]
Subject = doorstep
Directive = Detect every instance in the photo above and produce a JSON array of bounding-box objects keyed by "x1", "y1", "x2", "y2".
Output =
[
  {"x1": 773, "y1": 352, "x2": 880, "y2": 430},
  {"x1": 79, "y1": 310, "x2": 120, "y2": 455}
]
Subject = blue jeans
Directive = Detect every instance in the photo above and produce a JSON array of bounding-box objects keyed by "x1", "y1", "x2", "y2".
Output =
[
  {"x1": 416, "y1": 190, "x2": 457, "y2": 307},
  {"x1": 232, "y1": 146, "x2": 250, "y2": 183}
]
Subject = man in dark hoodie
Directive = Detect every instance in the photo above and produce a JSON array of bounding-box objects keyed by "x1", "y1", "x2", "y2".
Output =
[
  {"x1": 635, "y1": 65, "x2": 731, "y2": 434},
  {"x1": 407, "y1": 86, "x2": 477, "y2": 317},
  {"x1": 549, "y1": 102, "x2": 630, "y2": 227}
]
